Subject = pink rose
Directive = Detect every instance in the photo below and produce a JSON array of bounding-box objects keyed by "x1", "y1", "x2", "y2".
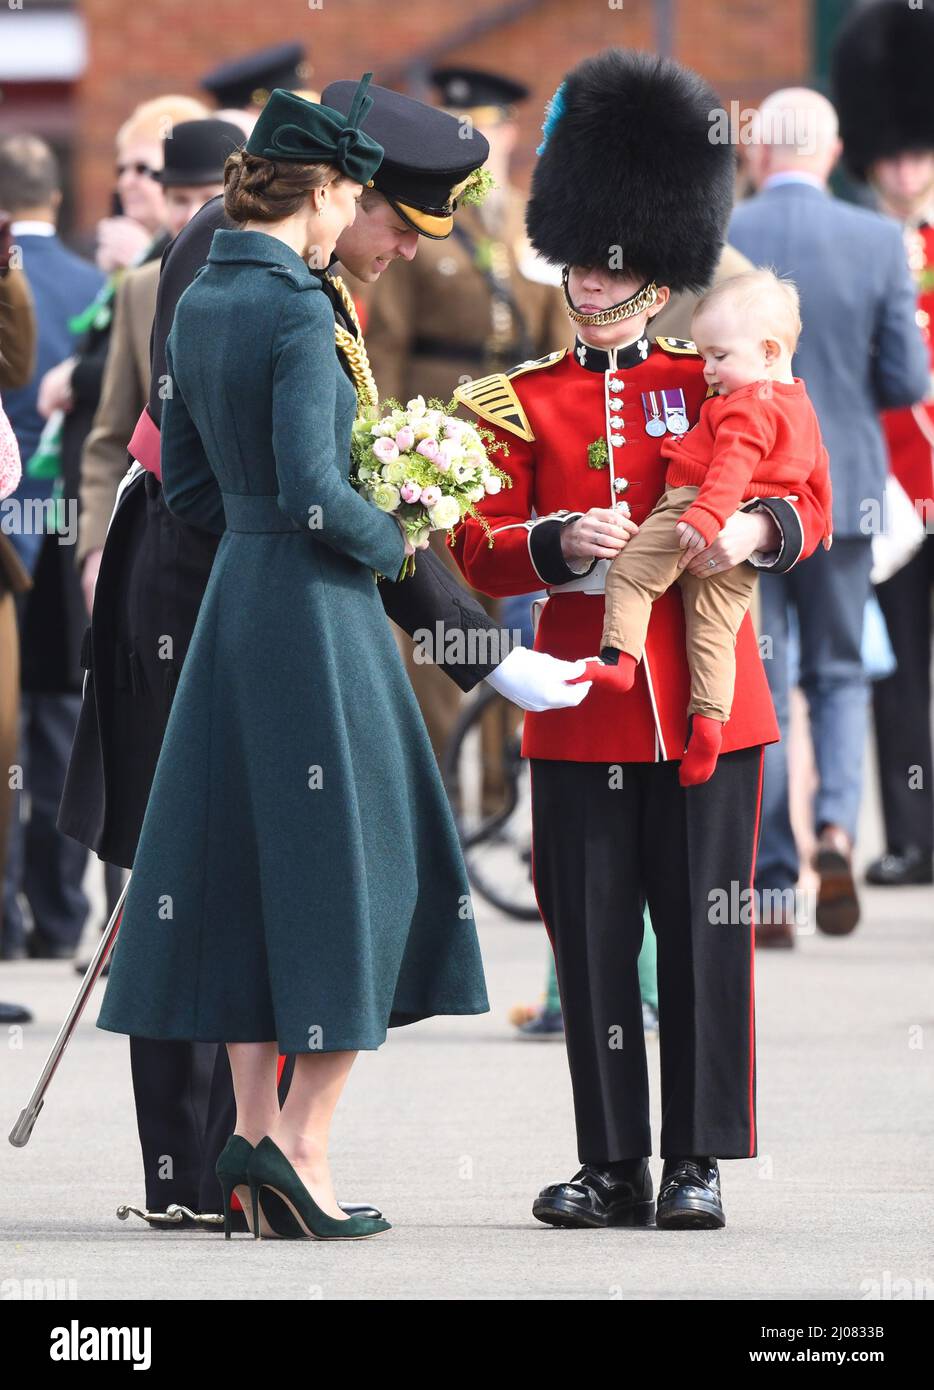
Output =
[
  {"x1": 372, "y1": 437, "x2": 399, "y2": 463},
  {"x1": 416, "y1": 438, "x2": 439, "y2": 462},
  {"x1": 400, "y1": 480, "x2": 422, "y2": 503},
  {"x1": 395, "y1": 426, "x2": 416, "y2": 452},
  {"x1": 436, "y1": 440, "x2": 458, "y2": 470},
  {"x1": 444, "y1": 418, "x2": 465, "y2": 440},
  {"x1": 419, "y1": 484, "x2": 442, "y2": 507}
]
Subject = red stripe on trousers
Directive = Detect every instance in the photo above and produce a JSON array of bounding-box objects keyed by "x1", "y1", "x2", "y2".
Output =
[{"x1": 746, "y1": 746, "x2": 765, "y2": 1157}]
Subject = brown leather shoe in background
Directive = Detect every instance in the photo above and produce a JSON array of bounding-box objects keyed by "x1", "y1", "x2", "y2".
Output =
[
  {"x1": 754, "y1": 913, "x2": 797, "y2": 949},
  {"x1": 814, "y1": 825, "x2": 860, "y2": 935}
]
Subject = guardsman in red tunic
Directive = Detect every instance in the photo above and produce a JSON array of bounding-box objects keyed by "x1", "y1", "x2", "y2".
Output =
[
  {"x1": 452, "y1": 50, "x2": 827, "y2": 1230},
  {"x1": 833, "y1": 0, "x2": 934, "y2": 887}
]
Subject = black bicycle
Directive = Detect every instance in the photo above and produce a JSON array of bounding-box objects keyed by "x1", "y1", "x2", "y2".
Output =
[{"x1": 441, "y1": 683, "x2": 540, "y2": 920}]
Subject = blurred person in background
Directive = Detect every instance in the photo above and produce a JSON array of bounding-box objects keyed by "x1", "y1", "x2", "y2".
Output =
[
  {"x1": 4, "y1": 96, "x2": 205, "y2": 965},
  {"x1": 200, "y1": 40, "x2": 308, "y2": 117},
  {"x1": 729, "y1": 87, "x2": 929, "y2": 945},
  {"x1": 832, "y1": 0, "x2": 934, "y2": 889},
  {"x1": 78, "y1": 118, "x2": 245, "y2": 617},
  {"x1": 0, "y1": 135, "x2": 104, "y2": 961},
  {"x1": 0, "y1": 214, "x2": 34, "y2": 1015}
]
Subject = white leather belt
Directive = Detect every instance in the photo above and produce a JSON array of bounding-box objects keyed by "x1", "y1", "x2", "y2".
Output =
[{"x1": 547, "y1": 558, "x2": 611, "y2": 596}]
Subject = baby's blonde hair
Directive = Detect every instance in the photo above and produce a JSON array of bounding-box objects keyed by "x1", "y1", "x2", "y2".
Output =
[{"x1": 692, "y1": 268, "x2": 802, "y2": 355}]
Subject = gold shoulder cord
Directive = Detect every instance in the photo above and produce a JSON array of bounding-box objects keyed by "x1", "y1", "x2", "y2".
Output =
[{"x1": 325, "y1": 273, "x2": 379, "y2": 413}]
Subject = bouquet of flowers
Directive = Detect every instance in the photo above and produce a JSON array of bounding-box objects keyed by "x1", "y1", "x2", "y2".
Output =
[{"x1": 350, "y1": 395, "x2": 512, "y2": 576}]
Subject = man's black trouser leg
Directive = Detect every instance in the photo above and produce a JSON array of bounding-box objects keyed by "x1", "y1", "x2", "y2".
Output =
[{"x1": 530, "y1": 746, "x2": 763, "y2": 1164}]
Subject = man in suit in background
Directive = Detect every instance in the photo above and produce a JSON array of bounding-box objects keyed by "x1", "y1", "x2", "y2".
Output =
[
  {"x1": 0, "y1": 136, "x2": 104, "y2": 961},
  {"x1": 832, "y1": 0, "x2": 934, "y2": 889},
  {"x1": 729, "y1": 88, "x2": 930, "y2": 945}
]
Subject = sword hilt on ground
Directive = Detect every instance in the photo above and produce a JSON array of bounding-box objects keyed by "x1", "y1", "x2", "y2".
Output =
[{"x1": 8, "y1": 876, "x2": 130, "y2": 1148}]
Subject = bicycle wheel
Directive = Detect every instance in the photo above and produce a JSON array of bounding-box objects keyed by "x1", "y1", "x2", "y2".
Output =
[{"x1": 441, "y1": 684, "x2": 540, "y2": 921}]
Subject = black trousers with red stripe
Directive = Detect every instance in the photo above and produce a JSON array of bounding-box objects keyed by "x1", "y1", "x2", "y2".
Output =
[{"x1": 529, "y1": 745, "x2": 763, "y2": 1164}]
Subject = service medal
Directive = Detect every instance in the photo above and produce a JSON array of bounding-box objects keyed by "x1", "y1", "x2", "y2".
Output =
[
  {"x1": 661, "y1": 388, "x2": 689, "y2": 435},
  {"x1": 642, "y1": 390, "x2": 667, "y2": 437}
]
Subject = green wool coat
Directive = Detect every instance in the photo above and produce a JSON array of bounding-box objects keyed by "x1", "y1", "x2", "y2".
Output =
[{"x1": 96, "y1": 229, "x2": 489, "y2": 1052}]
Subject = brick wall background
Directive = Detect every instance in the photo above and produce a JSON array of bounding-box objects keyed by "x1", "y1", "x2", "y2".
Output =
[{"x1": 73, "y1": 0, "x2": 814, "y2": 233}]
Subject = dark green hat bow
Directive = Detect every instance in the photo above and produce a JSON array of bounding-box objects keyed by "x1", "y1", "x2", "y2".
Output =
[{"x1": 244, "y1": 73, "x2": 384, "y2": 184}]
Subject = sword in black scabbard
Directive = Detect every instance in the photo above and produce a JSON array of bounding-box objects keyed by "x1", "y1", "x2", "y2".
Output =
[{"x1": 8, "y1": 875, "x2": 130, "y2": 1147}]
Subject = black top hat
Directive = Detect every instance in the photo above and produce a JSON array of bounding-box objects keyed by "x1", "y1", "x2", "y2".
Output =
[
  {"x1": 155, "y1": 119, "x2": 245, "y2": 187},
  {"x1": 431, "y1": 66, "x2": 529, "y2": 117},
  {"x1": 201, "y1": 42, "x2": 307, "y2": 110},
  {"x1": 831, "y1": 0, "x2": 934, "y2": 183},
  {"x1": 322, "y1": 79, "x2": 490, "y2": 239},
  {"x1": 525, "y1": 49, "x2": 734, "y2": 294}
]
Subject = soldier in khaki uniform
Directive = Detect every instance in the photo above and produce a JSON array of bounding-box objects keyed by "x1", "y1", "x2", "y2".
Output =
[{"x1": 364, "y1": 69, "x2": 574, "y2": 793}]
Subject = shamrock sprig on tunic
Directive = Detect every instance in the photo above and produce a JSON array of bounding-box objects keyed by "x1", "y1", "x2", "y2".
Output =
[{"x1": 587, "y1": 438, "x2": 609, "y2": 469}]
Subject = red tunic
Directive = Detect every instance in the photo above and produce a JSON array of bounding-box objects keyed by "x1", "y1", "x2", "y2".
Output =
[
  {"x1": 881, "y1": 222, "x2": 934, "y2": 517},
  {"x1": 451, "y1": 341, "x2": 827, "y2": 764}
]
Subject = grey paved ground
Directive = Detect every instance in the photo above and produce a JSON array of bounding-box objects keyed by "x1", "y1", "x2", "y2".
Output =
[{"x1": 2, "y1": 871, "x2": 932, "y2": 1300}]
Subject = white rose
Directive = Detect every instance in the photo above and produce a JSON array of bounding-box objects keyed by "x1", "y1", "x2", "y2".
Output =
[
  {"x1": 428, "y1": 494, "x2": 462, "y2": 530},
  {"x1": 485, "y1": 475, "x2": 503, "y2": 495}
]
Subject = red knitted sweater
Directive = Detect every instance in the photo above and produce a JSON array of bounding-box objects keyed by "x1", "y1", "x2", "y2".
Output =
[{"x1": 662, "y1": 378, "x2": 834, "y2": 547}]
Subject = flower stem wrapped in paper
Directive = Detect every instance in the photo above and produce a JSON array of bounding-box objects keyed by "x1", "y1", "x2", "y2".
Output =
[{"x1": 350, "y1": 395, "x2": 512, "y2": 577}]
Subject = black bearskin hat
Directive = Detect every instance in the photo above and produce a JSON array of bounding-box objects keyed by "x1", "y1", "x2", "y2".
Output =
[
  {"x1": 831, "y1": 0, "x2": 934, "y2": 183},
  {"x1": 526, "y1": 48, "x2": 735, "y2": 294}
]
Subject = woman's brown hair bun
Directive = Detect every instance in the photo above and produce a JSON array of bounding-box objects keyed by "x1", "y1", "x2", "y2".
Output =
[{"x1": 223, "y1": 149, "x2": 338, "y2": 223}]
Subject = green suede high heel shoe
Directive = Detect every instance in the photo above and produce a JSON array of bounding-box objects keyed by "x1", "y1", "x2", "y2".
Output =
[
  {"x1": 215, "y1": 1134, "x2": 303, "y2": 1239},
  {"x1": 247, "y1": 1136, "x2": 391, "y2": 1240}
]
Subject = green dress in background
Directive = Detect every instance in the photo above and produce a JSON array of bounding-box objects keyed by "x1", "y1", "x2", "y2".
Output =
[{"x1": 96, "y1": 229, "x2": 489, "y2": 1053}]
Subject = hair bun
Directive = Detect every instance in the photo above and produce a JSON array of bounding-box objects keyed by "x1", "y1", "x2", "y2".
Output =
[{"x1": 222, "y1": 147, "x2": 338, "y2": 225}]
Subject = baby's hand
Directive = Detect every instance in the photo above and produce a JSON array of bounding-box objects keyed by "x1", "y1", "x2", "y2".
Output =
[{"x1": 676, "y1": 521, "x2": 707, "y2": 553}]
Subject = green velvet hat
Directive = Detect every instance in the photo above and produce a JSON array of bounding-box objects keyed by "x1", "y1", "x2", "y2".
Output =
[{"x1": 244, "y1": 73, "x2": 384, "y2": 184}]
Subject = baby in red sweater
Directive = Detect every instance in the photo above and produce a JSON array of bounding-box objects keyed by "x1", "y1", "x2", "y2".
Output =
[{"x1": 586, "y1": 270, "x2": 833, "y2": 785}]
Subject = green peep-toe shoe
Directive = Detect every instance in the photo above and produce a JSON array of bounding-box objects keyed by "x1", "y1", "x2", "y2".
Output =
[{"x1": 247, "y1": 1136, "x2": 391, "y2": 1240}]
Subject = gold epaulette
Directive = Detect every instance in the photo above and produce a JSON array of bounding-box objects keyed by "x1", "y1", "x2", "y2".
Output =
[
  {"x1": 453, "y1": 374, "x2": 534, "y2": 441},
  {"x1": 452, "y1": 350, "x2": 566, "y2": 442},
  {"x1": 655, "y1": 335, "x2": 701, "y2": 356}
]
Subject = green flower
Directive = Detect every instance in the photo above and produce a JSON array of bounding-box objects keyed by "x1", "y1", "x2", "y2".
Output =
[
  {"x1": 458, "y1": 167, "x2": 496, "y2": 207},
  {"x1": 587, "y1": 438, "x2": 609, "y2": 469}
]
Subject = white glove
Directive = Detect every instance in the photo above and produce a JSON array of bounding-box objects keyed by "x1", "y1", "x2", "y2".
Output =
[{"x1": 484, "y1": 645, "x2": 592, "y2": 712}]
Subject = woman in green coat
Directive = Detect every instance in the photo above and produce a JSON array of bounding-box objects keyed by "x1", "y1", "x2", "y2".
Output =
[{"x1": 96, "y1": 82, "x2": 489, "y2": 1239}]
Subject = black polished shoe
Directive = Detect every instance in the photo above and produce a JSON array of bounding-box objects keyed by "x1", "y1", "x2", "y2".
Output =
[
  {"x1": 865, "y1": 847, "x2": 934, "y2": 887},
  {"x1": 656, "y1": 1157, "x2": 725, "y2": 1230},
  {"x1": 532, "y1": 1160, "x2": 654, "y2": 1229},
  {"x1": 0, "y1": 1000, "x2": 32, "y2": 1024}
]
